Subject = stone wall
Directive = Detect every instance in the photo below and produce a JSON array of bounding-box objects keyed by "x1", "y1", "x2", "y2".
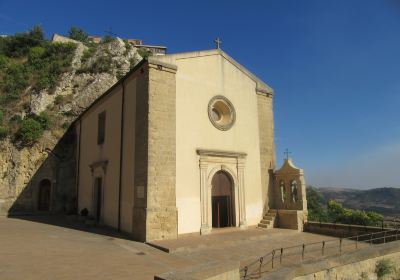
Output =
[
  {"x1": 305, "y1": 222, "x2": 392, "y2": 238},
  {"x1": 256, "y1": 92, "x2": 275, "y2": 213},
  {"x1": 265, "y1": 241, "x2": 400, "y2": 280},
  {"x1": 145, "y1": 59, "x2": 178, "y2": 241},
  {"x1": 276, "y1": 210, "x2": 307, "y2": 231},
  {"x1": 132, "y1": 64, "x2": 150, "y2": 241}
]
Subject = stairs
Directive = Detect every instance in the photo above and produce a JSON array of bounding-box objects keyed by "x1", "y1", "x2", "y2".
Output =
[{"x1": 258, "y1": 210, "x2": 277, "y2": 229}]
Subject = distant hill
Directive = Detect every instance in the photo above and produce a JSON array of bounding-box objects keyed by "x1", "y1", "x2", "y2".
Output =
[{"x1": 314, "y1": 187, "x2": 400, "y2": 218}]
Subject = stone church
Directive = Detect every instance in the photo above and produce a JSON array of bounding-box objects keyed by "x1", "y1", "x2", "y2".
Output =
[{"x1": 51, "y1": 48, "x2": 307, "y2": 241}]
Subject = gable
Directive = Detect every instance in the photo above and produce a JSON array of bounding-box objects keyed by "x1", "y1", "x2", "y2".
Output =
[{"x1": 153, "y1": 49, "x2": 274, "y2": 95}]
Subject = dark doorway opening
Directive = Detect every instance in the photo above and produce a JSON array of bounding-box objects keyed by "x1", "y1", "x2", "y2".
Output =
[
  {"x1": 38, "y1": 179, "x2": 51, "y2": 211},
  {"x1": 94, "y1": 177, "x2": 102, "y2": 222},
  {"x1": 211, "y1": 170, "x2": 235, "y2": 228}
]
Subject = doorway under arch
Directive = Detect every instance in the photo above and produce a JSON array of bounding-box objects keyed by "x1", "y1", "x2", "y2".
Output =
[
  {"x1": 211, "y1": 170, "x2": 235, "y2": 228},
  {"x1": 38, "y1": 179, "x2": 51, "y2": 211}
]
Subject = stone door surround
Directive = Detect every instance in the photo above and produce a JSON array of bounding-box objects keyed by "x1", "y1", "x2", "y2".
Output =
[{"x1": 197, "y1": 149, "x2": 247, "y2": 234}]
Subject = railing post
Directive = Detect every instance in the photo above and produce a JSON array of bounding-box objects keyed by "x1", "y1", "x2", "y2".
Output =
[
  {"x1": 370, "y1": 233, "x2": 373, "y2": 245},
  {"x1": 302, "y1": 244, "x2": 305, "y2": 260},
  {"x1": 356, "y1": 236, "x2": 358, "y2": 249},
  {"x1": 280, "y1": 248, "x2": 283, "y2": 264},
  {"x1": 322, "y1": 241, "x2": 325, "y2": 256},
  {"x1": 339, "y1": 238, "x2": 342, "y2": 255},
  {"x1": 271, "y1": 250, "x2": 275, "y2": 269},
  {"x1": 259, "y1": 257, "x2": 263, "y2": 278}
]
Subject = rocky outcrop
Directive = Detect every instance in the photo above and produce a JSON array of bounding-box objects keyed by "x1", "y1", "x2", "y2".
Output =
[{"x1": 0, "y1": 35, "x2": 143, "y2": 215}]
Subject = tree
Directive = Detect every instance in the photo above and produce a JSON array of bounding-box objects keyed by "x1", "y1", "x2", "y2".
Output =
[
  {"x1": 28, "y1": 25, "x2": 44, "y2": 41},
  {"x1": 68, "y1": 27, "x2": 89, "y2": 43},
  {"x1": 306, "y1": 187, "x2": 328, "y2": 222}
]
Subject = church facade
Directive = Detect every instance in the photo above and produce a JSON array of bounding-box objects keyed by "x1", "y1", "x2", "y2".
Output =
[{"x1": 74, "y1": 49, "x2": 303, "y2": 242}]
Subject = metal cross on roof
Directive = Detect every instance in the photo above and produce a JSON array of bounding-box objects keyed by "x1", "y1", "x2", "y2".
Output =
[
  {"x1": 284, "y1": 148, "x2": 291, "y2": 160},
  {"x1": 214, "y1": 37, "x2": 222, "y2": 49}
]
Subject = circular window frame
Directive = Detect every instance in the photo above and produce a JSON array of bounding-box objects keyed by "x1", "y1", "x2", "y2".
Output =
[{"x1": 207, "y1": 95, "x2": 236, "y2": 131}]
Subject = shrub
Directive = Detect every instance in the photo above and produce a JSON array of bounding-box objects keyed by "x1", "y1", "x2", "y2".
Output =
[
  {"x1": 123, "y1": 39, "x2": 132, "y2": 55},
  {"x1": 326, "y1": 200, "x2": 383, "y2": 226},
  {"x1": 34, "y1": 112, "x2": 52, "y2": 129},
  {"x1": 54, "y1": 95, "x2": 64, "y2": 105},
  {"x1": 129, "y1": 57, "x2": 138, "y2": 69},
  {"x1": 101, "y1": 35, "x2": 116, "y2": 44},
  {"x1": 0, "y1": 55, "x2": 9, "y2": 70},
  {"x1": 0, "y1": 126, "x2": 8, "y2": 139},
  {"x1": 1, "y1": 63, "x2": 29, "y2": 100},
  {"x1": 16, "y1": 117, "x2": 44, "y2": 145},
  {"x1": 68, "y1": 27, "x2": 89, "y2": 43},
  {"x1": 79, "y1": 55, "x2": 112, "y2": 74},
  {"x1": 375, "y1": 259, "x2": 394, "y2": 279},
  {"x1": 0, "y1": 108, "x2": 4, "y2": 123},
  {"x1": 28, "y1": 42, "x2": 77, "y2": 90},
  {"x1": 1, "y1": 25, "x2": 44, "y2": 57},
  {"x1": 137, "y1": 48, "x2": 151, "y2": 59},
  {"x1": 116, "y1": 69, "x2": 125, "y2": 80},
  {"x1": 81, "y1": 46, "x2": 97, "y2": 64}
]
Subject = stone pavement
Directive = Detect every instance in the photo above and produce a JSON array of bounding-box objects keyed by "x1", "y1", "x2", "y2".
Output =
[
  {"x1": 0, "y1": 216, "x2": 364, "y2": 279},
  {"x1": 150, "y1": 227, "x2": 348, "y2": 268},
  {"x1": 0, "y1": 216, "x2": 193, "y2": 280}
]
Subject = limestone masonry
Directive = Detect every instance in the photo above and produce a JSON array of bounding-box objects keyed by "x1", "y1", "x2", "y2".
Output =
[{"x1": 5, "y1": 48, "x2": 308, "y2": 242}]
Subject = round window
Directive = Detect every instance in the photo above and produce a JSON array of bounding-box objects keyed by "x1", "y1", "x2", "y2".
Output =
[{"x1": 208, "y1": 96, "x2": 236, "y2": 131}]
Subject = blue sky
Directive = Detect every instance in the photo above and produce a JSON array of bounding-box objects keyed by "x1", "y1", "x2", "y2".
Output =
[{"x1": 1, "y1": 0, "x2": 399, "y2": 188}]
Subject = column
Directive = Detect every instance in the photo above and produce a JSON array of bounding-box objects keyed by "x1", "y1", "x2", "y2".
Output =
[
  {"x1": 200, "y1": 159, "x2": 210, "y2": 234},
  {"x1": 237, "y1": 158, "x2": 247, "y2": 228}
]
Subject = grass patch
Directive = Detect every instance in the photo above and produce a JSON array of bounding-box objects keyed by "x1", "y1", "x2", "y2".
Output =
[{"x1": 376, "y1": 259, "x2": 395, "y2": 279}]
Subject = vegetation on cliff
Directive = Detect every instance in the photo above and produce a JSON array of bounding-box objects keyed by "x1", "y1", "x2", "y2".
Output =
[
  {"x1": 0, "y1": 26, "x2": 76, "y2": 144},
  {"x1": 0, "y1": 26, "x2": 142, "y2": 147}
]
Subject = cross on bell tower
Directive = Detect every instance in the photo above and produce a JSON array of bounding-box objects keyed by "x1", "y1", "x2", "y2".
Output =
[
  {"x1": 214, "y1": 37, "x2": 222, "y2": 49},
  {"x1": 284, "y1": 148, "x2": 291, "y2": 160}
]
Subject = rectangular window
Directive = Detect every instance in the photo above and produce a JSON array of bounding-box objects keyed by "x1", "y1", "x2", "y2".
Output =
[{"x1": 97, "y1": 111, "x2": 106, "y2": 145}]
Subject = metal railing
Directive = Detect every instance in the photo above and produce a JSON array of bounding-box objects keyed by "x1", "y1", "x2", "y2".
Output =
[{"x1": 240, "y1": 229, "x2": 400, "y2": 279}]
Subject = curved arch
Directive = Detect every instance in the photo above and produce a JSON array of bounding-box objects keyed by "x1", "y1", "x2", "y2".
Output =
[
  {"x1": 38, "y1": 178, "x2": 51, "y2": 211},
  {"x1": 207, "y1": 165, "x2": 238, "y2": 189}
]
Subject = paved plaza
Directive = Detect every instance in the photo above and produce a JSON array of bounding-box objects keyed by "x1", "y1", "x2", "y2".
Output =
[{"x1": 0, "y1": 216, "x2": 357, "y2": 279}]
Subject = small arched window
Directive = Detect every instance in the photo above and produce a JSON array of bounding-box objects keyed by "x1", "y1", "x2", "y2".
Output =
[
  {"x1": 291, "y1": 180, "x2": 298, "y2": 202},
  {"x1": 280, "y1": 180, "x2": 285, "y2": 203}
]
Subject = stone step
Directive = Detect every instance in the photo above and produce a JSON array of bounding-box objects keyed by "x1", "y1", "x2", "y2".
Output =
[
  {"x1": 258, "y1": 223, "x2": 270, "y2": 228},
  {"x1": 262, "y1": 216, "x2": 274, "y2": 221},
  {"x1": 259, "y1": 218, "x2": 275, "y2": 224}
]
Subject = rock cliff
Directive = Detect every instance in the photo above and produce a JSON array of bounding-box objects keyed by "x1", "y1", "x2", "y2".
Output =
[{"x1": 0, "y1": 35, "x2": 143, "y2": 214}]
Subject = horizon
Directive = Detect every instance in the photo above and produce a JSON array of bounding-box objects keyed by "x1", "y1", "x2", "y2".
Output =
[{"x1": 1, "y1": 0, "x2": 399, "y2": 189}]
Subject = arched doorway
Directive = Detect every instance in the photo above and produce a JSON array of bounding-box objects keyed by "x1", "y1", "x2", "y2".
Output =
[
  {"x1": 211, "y1": 170, "x2": 235, "y2": 228},
  {"x1": 38, "y1": 179, "x2": 51, "y2": 211}
]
